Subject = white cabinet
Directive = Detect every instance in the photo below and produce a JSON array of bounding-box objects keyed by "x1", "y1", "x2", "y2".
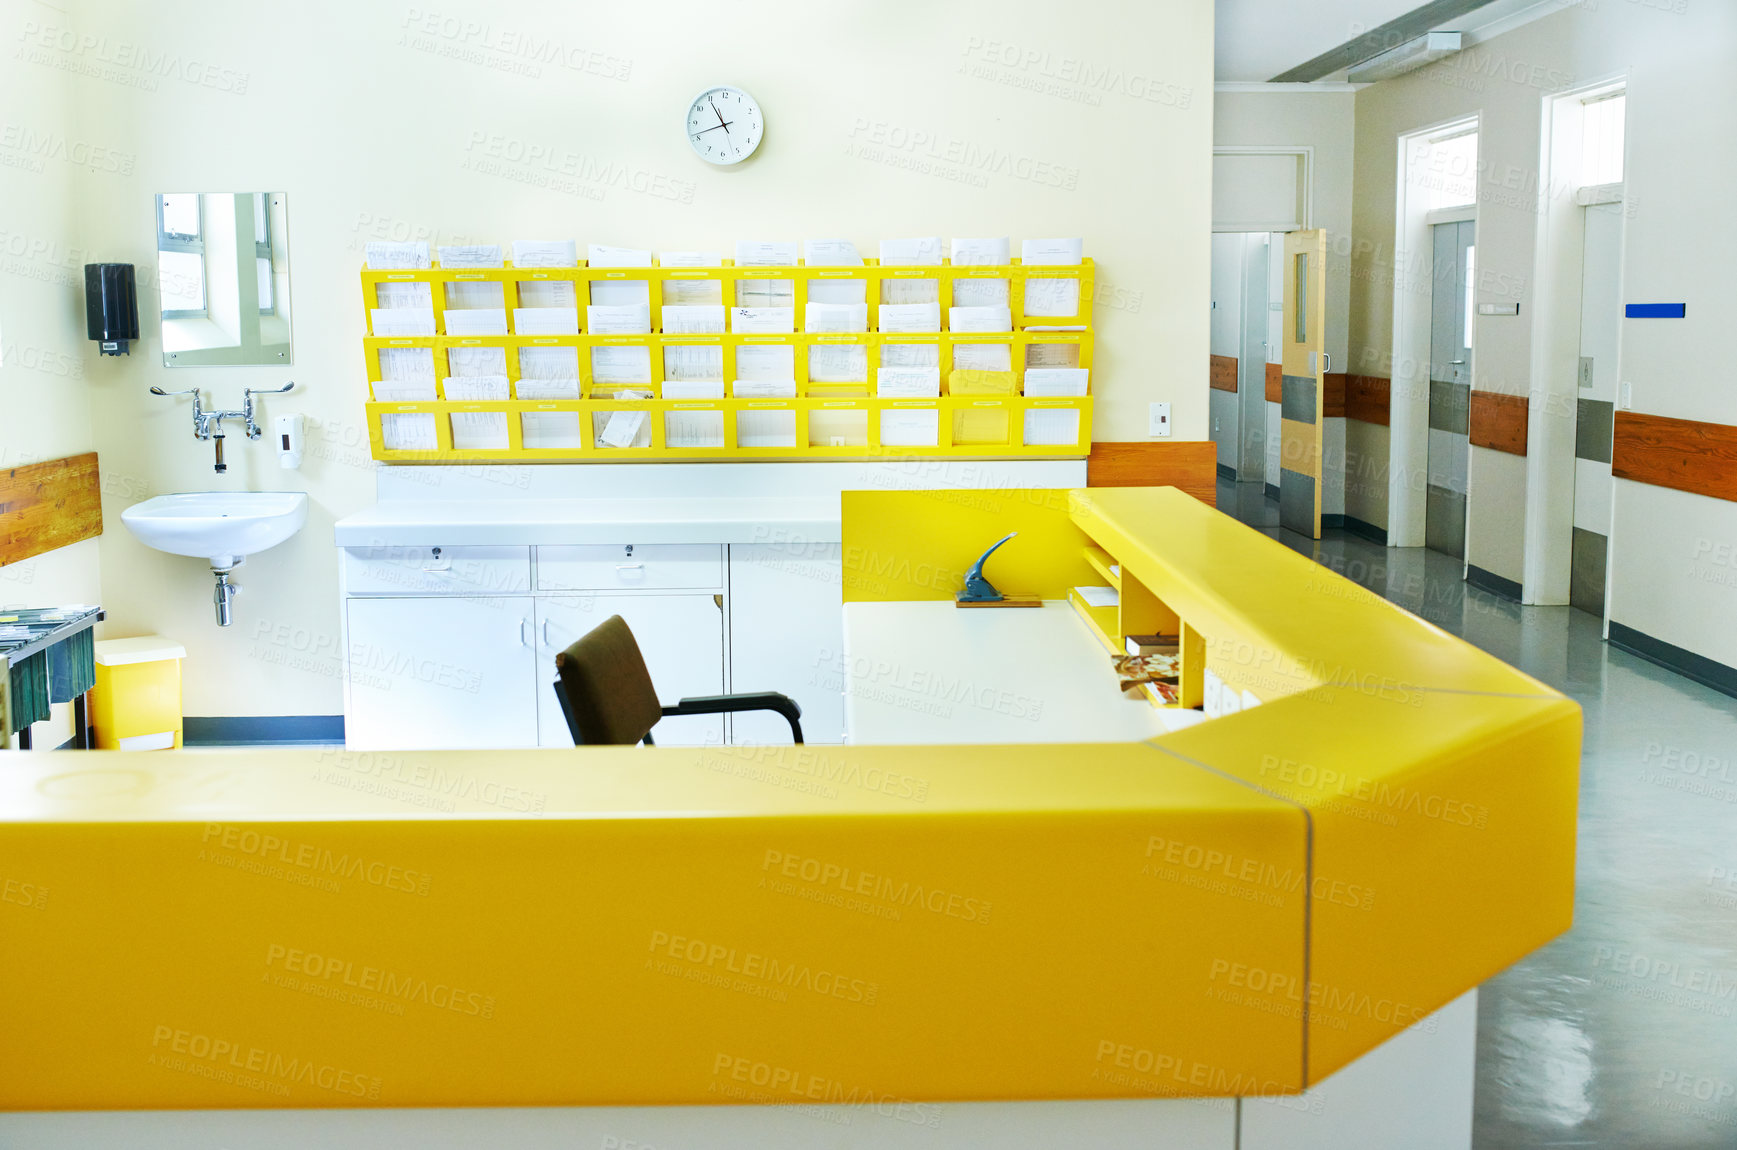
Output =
[
  {"x1": 535, "y1": 594, "x2": 726, "y2": 747},
  {"x1": 727, "y1": 543, "x2": 845, "y2": 744},
  {"x1": 344, "y1": 596, "x2": 539, "y2": 750},
  {"x1": 538, "y1": 545, "x2": 723, "y2": 592}
]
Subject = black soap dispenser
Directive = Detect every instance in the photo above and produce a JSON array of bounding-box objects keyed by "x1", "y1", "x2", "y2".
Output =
[{"x1": 83, "y1": 263, "x2": 139, "y2": 356}]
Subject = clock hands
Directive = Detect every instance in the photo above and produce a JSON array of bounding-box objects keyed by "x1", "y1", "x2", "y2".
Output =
[
  {"x1": 709, "y1": 98, "x2": 732, "y2": 139},
  {"x1": 693, "y1": 120, "x2": 734, "y2": 136}
]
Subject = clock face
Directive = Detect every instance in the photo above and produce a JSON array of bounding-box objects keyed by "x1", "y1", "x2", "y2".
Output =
[{"x1": 686, "y1": 86, "x2": 763, "y2": 165}]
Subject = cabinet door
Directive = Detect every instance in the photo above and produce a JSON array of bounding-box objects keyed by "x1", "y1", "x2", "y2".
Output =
[
  {"x1": 345, "y1": 597, "x2": 538, "y2": 750},
  {"x1": 728, "y1": 543, "x2": 845, "y2": 744},
  {"x1": 536, "y1": 595, "x2": 725, "y2": 747}
]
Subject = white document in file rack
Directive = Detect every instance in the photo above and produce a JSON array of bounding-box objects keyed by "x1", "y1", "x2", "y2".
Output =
[
  {"x1": 1020, "y1": 238, "x2": 1083, "y2": 265},
  {"x1": 512, "y1": 308, "x2": 578, "y2": 336},
  {"x1": 662, "y1": 305, "x2": 726, "y2": 334},
  {"x1": 438, "y1": 245, "x2": 502, "y2": 269},
  {"x1": 511, "y1": 240, "x2": 577, "y2": 268},
  {"x1": 587, "y1": 244, "x2": 653, "y2": 267},
  {"x1": 878, "y1": 302, "x2": 940, "y2": 333},
  {"x1": 587, "y1": 305, "x2": 651, "y2": 335},
  {"x1": 803, "y1": 239, "x2": 862, "y2": 266},
  {"x1": 881, "y1": 407, "x2": 939, "y2": 447},
  {"x1": 365, "y1": 241, "x2": 429, "y2": 269},
  {"x1": 950, "y1": 236, "x2": 1010, "y2": 266}
]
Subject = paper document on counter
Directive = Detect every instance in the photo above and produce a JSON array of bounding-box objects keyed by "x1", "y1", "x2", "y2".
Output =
[{"x1": 1074, "y1": 585, "x2": 1119, "y2": 608}]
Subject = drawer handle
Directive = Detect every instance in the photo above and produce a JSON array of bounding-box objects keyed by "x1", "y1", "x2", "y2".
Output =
[
  {"x1": 520, "y1": 618, "x2": 530, "y2": 648},
  {"x1": 616, "y1": 563, "x2": 645, "y2": 582}
]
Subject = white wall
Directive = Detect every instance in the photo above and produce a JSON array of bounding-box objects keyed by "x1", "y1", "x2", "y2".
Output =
[
  {"x1": 22, "y1": 0, "x2": 1214, "y2": 717},
  {"x1": 1348, "y1": 3, "x2": 1737, "y2": 664},
  {"x1": 0, "y1": 34, "x2": 105, "y2": 745}
]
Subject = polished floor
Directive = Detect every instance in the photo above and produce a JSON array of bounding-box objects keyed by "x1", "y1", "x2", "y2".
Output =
[{"x1": 1218, "y1": 479, "x2": 1737, "y2": 1150}]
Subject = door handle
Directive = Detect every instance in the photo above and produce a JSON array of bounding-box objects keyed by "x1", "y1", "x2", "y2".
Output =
[
  {"x1": 1321, "y1": 352, "x2": 1331, "y2": 373},
  {"x1": 542, "y1": 620, "x2": 552, "y2": 648}
]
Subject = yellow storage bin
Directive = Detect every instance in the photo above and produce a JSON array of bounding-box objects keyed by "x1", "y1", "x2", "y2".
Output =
[{"x1": 91, "y1": 636, "x2": 186, "y2": 750}]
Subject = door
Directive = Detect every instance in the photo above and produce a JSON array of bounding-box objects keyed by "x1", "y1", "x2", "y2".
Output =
[
  {"x1": 1279, "y1": 229, "x2": 1327, "y2": 538},
  {"x1": 1426, "y1": 220, "x2": 1474, "y2": 559},
  {"x1": 1570, "y1": 203, "x2": 1622, "y2": 616},
  {"x1": 345, "y1": 596, "x2": 538, "y2": 750},
  {"x1": 728, "y1": 542, "x2": 845, "y2": 744},
  {"x1": 535, "y1": 594, "x2": 725, "y2": 747}
]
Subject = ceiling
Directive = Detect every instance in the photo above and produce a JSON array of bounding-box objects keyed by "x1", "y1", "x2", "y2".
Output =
[{"x1": 1215, "y1": 0, "x2": 1569, "y2": 84}]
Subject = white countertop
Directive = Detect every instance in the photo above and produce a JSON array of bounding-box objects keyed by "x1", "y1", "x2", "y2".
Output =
[
  {"x1": 842, "y1": 600, "x2": 1209, "y2": 744},
  {"x1": 334, "y1": 459, "x2": 1087, "y2": 548},
  {"x1": 333, "y1": 496, "x2": 839, "y2": 547}
]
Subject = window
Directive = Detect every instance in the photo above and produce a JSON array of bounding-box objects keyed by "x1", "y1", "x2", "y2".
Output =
[
  {"x1": 1419, "y1": 130, "x2": 1479, "y2": 211},
  {"x1": 254, "y1": 193, "x2": 275, "y2": 315},
  {"x1": 1580, "y1": 91, "x2": 1626, "y2": 187},
  {"x1": 156, "y1": 193, "x2": 207, "y2": 318}
]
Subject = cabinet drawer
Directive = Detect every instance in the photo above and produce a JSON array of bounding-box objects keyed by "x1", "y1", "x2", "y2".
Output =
[
  {"x1": 537, "y1": 545, "x2": 723, "y2": 591},
  {"x1": 343, "y1": 545, "x2": 531, "y2": 596}
]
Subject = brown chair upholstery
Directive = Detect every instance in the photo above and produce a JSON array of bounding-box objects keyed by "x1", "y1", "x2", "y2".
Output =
[
  {"x1": 552, "y1": 615, "x2": 805, "y2": 746},
  {"x1": 553, "y1": 615, "x2": 664, "y2": 746}
]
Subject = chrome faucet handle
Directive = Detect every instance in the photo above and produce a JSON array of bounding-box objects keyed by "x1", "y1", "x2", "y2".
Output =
[
  {"x1": 243, "y1": 382, "x2": 295, "y2": 398},
  {"x1": 149, "y1": 386, "x2": 200, "y2": 397}
]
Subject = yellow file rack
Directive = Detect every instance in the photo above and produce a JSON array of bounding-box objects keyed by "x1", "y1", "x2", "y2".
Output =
[{"x1": 358, "y1": 258, "x2": 1094, "y2": 463}]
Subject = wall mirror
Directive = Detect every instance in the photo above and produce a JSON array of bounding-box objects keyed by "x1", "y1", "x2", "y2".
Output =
[{"x1": 157, "y1": 192, "x2": 292, "y2": 366}]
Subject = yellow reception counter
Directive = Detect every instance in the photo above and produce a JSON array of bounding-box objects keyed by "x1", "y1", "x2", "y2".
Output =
[{"x1": 0, "y1": 487, "x2": 1580, "y2": 1121}]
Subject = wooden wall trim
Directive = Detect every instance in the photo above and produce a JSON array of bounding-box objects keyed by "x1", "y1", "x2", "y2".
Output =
[
  {"x1": 1087, "y1": 441, "x2": 1217, "y2": 507},
  {"x1": 1345, "y1": 375, "x2": 1391, "y2": 426},
  {"x1": 0, "y1": 452, "x2": 103, "y2": 567},
  {"x1": 1323, "y1": 372, "x2": 1346, "y2": 419},
  {"x1": 1264, "y1": 362, "x2": 1281, "y2": 404},
  {"x1": 1613, "y1": 412, "x2": 1737, "y2": 503},
  {"x1": 1470, "y1": 393, "x2": 1529, "y2": 455},
  {"x1": 1209, "y1": 355, "x2": 1238, "y2": 393}
]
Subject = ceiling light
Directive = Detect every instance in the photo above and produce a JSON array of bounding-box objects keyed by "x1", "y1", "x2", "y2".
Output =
[{"x1": 1346, "y1": 32, "x2": 1463, "y2": 83}]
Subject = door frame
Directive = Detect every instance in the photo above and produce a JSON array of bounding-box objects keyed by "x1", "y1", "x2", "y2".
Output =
[
  {"x1": 1387, "y1": 114, "x2": 1479, "y2": 550},
  {"x1": 1521, "y1": 73, "x2": 1629, "y2": 610}
]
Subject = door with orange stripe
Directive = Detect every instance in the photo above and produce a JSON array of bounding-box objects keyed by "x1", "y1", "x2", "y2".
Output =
[{"x1": 1280, "y1": 229, "x2": 1327, "y2": 539}]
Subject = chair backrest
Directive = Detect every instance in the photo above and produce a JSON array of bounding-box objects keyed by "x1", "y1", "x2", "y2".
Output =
[{"x1": 552, "y1": 615, "x2": 664, "y2": 745}]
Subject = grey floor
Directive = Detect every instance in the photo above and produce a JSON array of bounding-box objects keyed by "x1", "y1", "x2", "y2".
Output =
[{"x1": 1217, "y1": 478, "x2": 1737, "y2": 1150}]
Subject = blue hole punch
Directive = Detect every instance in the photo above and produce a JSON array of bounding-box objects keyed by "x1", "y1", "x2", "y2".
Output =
[{"x1": 955, "y1": 533, "x2": 1040, "y2": 608}]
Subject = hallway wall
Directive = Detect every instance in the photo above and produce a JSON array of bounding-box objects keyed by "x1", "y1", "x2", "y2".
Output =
[{"x1": 1347, "y1": 2, "x2": 1737, "y2": 672}]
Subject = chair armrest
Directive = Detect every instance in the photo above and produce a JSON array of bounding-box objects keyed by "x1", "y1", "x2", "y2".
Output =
[{"x1": 662, "y1": 692, "x2": 804, "y2": 743}]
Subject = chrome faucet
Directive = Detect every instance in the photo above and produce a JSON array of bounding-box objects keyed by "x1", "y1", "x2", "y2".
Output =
[{"x1": 150, "y1": 382, "x2": 295, "y2": 472}]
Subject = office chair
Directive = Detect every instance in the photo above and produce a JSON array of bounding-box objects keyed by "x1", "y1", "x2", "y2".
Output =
[{"x1": 551, "y1": 614, "x2": 803, "y2": 746}]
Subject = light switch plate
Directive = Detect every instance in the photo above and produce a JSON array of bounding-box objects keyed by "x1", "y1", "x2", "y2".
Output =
[
  {"x1": 1578, "y1": 357, "x2": 1594, "y2": 390},
  {"x1": 1620, "y1": 381, "x2": 1632, "y2": 410},
  {"x1": 1149, "y1": 402, "x2": 1171, "y2": 437}
]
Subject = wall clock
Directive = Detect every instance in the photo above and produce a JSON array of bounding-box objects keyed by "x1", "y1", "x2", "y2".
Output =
[{"x1": 686, "y1": 86, "x2": 763, "y2": 165}]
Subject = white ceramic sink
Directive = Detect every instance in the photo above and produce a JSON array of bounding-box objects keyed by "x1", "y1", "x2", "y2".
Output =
[{"x1": 122, "y1": 491, "x2": 308, "y2": 569}]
